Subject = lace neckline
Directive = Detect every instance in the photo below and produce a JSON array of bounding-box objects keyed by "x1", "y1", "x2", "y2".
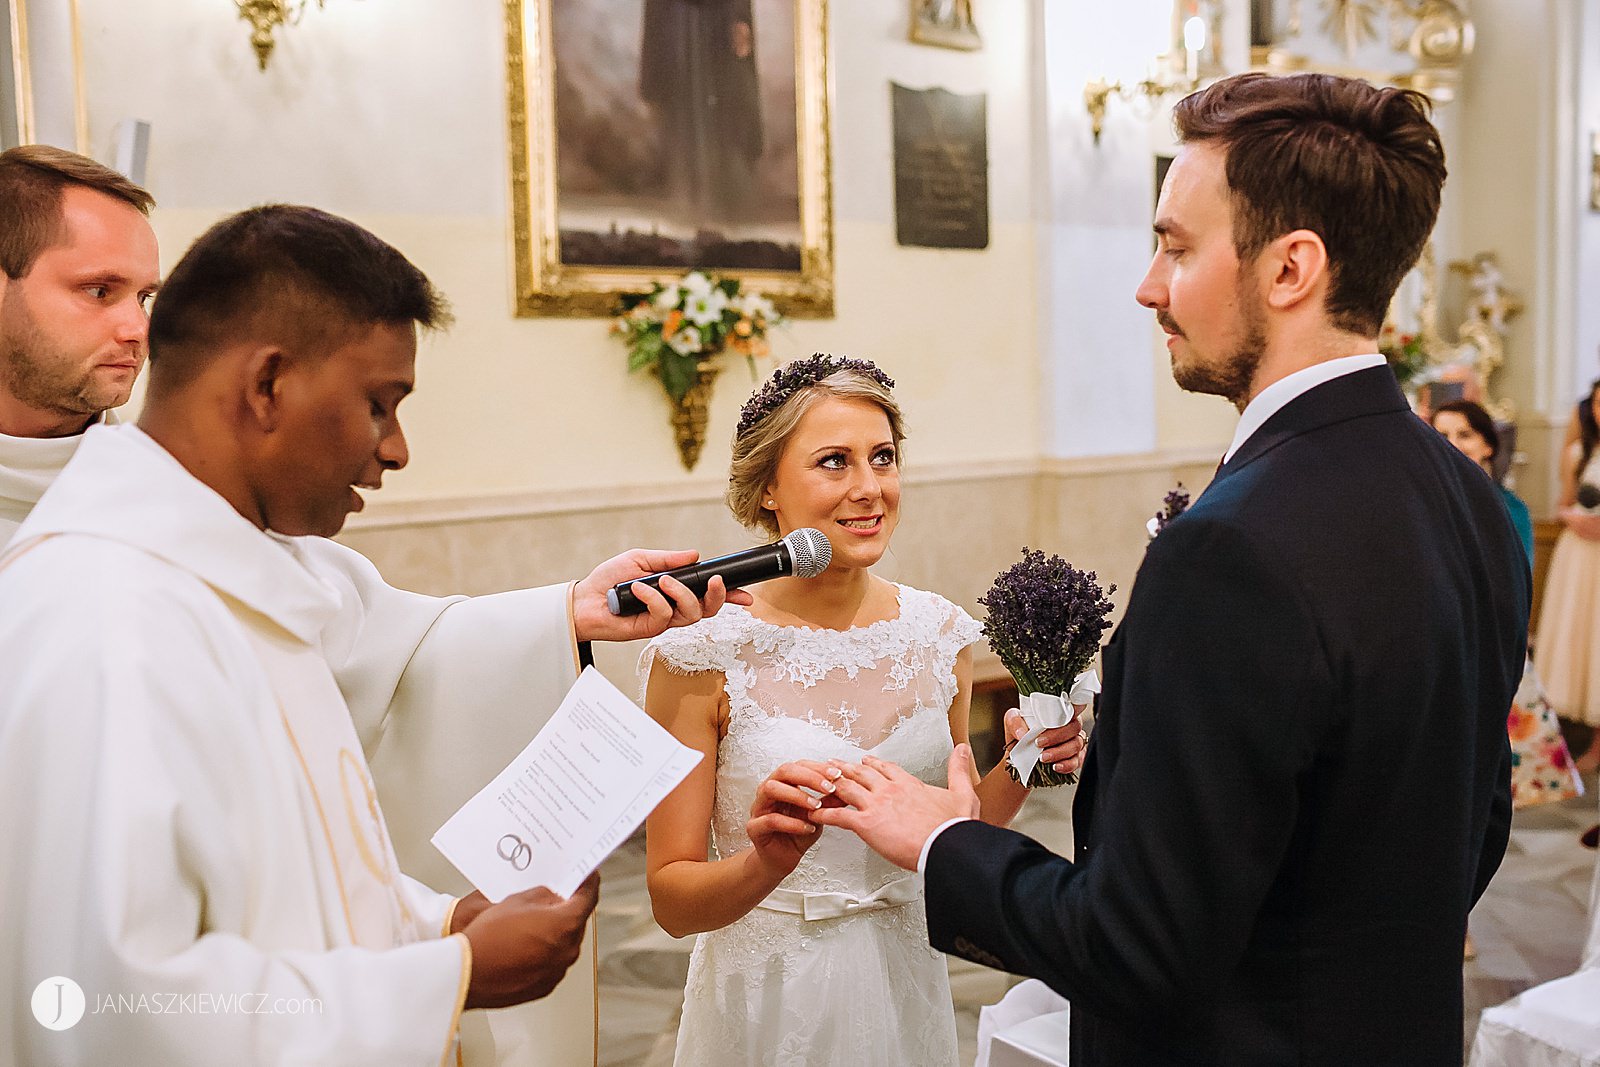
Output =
[{"x1": 734, "y1": 582, "x2": 906, "y2": 635}]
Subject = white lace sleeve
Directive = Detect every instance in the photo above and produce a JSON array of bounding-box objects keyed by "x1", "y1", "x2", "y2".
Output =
[
  {"x1": 936, "y1": 598, "x2": 984, "y2": 667},
  {"x1": 636, "y1": 621, "x2": 733, "y2": 703}
]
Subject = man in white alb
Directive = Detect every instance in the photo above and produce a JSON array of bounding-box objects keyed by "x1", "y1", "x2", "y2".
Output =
[{"x1": 0, "y1": 201, "x2": 738, "y2": 1063}]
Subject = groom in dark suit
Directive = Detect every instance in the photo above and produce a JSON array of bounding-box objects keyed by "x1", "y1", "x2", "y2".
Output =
[{"x1": 812, "y1": 73, "x2": 1530, "y2": 1065}]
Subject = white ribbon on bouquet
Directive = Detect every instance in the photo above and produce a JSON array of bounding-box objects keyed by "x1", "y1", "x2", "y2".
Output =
[{"x1": 1007, "y1": 669, "x2": 1100, "y2": 783}]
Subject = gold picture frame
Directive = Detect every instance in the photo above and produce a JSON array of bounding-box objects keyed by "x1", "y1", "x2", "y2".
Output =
[
  {"x1": 2, "y1": 0, "x2": 29, "y2": 149},
  {"x1": 1, "y1": 0, "x2": 87, "y2": 152},
  {"x1": 505, "y1": 0, "x2": 835, "y2": 318},
  {"x1": 909, "y1": 0, "x2": 981, "y2": 51}
]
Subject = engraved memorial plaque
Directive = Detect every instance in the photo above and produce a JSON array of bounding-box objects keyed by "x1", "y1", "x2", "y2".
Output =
[{"x1": 891, "y1": 83, "x2": 989, "y2": 250}]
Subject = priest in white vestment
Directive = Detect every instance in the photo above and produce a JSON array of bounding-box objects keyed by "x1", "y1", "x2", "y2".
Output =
[
  {"x1": 1, "y1": 403, "x2": 585, "y2": 898},
  {"x1": 0, "y1": 203, "x2": 735, "y2": 1064},
  {"x1": 0, "y1": 423, "x2": 482, "y2": 1064},
  {"x1": 1, "y1": 148, "x2": 739, "y2": 1064}
]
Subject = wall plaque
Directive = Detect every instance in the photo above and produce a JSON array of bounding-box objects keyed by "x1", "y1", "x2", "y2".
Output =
[{"x1": 891, "y1": 82, "x2": 989, "y2": 250}]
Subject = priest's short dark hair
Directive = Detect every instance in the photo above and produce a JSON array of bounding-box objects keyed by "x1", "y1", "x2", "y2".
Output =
[{"x1": 147, "y1": 204, "x2": 451, "y2": 385}]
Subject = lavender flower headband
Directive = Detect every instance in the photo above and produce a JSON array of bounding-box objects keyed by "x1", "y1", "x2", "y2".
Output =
[{"x1": 735, "y1": 353, "x2": 896, "y2": 438}]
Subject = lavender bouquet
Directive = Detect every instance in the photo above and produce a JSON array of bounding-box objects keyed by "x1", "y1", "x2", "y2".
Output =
[
  {"x1": 1147, "y1": 483, "x2": 1191, "y2": 540},
  {"x1": 980, "y1": 549, "x2": 1116, "y2": 787}
]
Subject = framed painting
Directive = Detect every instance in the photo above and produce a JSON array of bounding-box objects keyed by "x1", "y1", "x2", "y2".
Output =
[
  {"x1": 505, "y1": 0, "x2": 835, "y2": 318},
  {"x1": 910, "y1": 0, "x2": 981, "y2": 51}
]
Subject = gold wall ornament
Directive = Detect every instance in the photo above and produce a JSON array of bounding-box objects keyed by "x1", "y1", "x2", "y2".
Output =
[
  {"x1": 1085, "y1": 75, "x2": 1193, "y2": 144},
  {"x1": 1386, "y1": 242, "x2": 1520, "y2": 419},
  {"x1": 505, "y1": 0, "x2": 836, "y2": 318},
  {"x1": 3, "y1": 0, "x2": 29, "y2": 149},
  {"x1": 1086, "y1": 3, "x2": 1216, "y2": 144},
  {"x1": 235, "y1": 0, "x2": 326, "y2": 72},
  {"x1": 910, "y1": 0, "x2": 981, "y2": 51},
  {"x1": 1395, "y1": 1, "x2": 1474, "y2": 103},
  {"x1": 4, "y1": 0, "x2": 88, "y2": 151},
  {"x1": 1256, "y1": 0, "x2": 1473, "y2": 104},
  {"x1": 1590, "y1": 132, "x2": 1600, "y2": 212},
  {"x1": 1322, "y1": 0, "x2": 1380, "y2": 55},
  {"x1": 667, "y1": 361, "x2": 721, "y2": 471}
]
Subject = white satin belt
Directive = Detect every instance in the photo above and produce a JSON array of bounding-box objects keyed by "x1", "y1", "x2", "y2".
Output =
[
  {"x1": 756, "y1": 874, "x2": 922, "y2": 921},
  {"x1": 1008, "y1": 669, "x2": 1100, "y2": 783}
]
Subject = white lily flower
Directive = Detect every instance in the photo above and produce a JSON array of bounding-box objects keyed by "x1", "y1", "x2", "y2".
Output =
[
  {"x1": 736, "y1": 292, "x2": 777, "y2": 321},
  {"x1": 683, "y1": 287, "x2": 729, "y2": 327},
  {"x1": 667, "y1": 325, "x2": 703, "y2": 356},
  {"x1": 653, "y1": 285, "x2": 682, "y2": 311},
  {"x1": 681, "y1": 271, "x2": 713, "y2": 295}
]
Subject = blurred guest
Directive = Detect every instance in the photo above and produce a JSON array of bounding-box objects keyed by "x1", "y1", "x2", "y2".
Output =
[
  {"x1": 1431, "y1": 401, "x2": 1583, "y2": 813},
  {"x1": 1536, "y1": 379, "x2": 1600, "y2": 773},
  {"x1": 1431, "y1": 400, "x2": 1532, "y2": 560}
]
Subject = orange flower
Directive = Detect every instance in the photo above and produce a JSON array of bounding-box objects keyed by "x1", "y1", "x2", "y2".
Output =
[
  {"x1": 663, "y1": 309, "x2": 683, "y2": 337},
  {"x1": 734, "y1": 318, "x2": 754, "y2": 337},
  {"x1": 1506, "y1": 704, "x2": 1536, "y2": 742}
]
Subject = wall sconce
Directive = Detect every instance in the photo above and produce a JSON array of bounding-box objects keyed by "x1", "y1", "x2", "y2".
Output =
[
  {"x1": 1084, "y1": 15, "x2": 1207, "y2": 144},
  {"x1": 235, "y1": 0, "x2": 326, "y2": 71}
]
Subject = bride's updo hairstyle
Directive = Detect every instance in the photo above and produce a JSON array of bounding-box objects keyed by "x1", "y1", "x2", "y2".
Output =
[{"x1": 728, "y1": 353, "x2": 905, "y2": 538}]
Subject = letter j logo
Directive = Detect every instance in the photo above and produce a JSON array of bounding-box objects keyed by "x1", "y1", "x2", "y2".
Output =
[{"x1": 31, "y1": 976, "x2": 86, "y2": 1030}]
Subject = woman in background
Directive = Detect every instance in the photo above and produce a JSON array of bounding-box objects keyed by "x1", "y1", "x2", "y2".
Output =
[
  {"x1": 1430, "y1": 401, "x2": 1583, "y2": 815},
  {"x1": 1535, "y1": 380, "x2": 1600, "y2": 775},
  {"x1": 1431, "y1": 400, "x2": 1533, "y2": 560}
]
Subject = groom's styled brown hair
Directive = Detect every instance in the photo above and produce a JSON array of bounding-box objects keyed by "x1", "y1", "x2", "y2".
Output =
[{"x1": 1172, "y1": 73, "x2": 1446, "y2": 337}]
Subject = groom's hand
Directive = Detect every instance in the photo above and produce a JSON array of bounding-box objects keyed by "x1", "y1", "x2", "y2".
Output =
[{"x1": 809, "y1": 745, "x2": 981, "y2": 870}]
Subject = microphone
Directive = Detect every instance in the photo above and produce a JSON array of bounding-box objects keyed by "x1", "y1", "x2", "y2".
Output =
[{"x1": 606, "y1": 528, "x2": 833, "y2": 616}]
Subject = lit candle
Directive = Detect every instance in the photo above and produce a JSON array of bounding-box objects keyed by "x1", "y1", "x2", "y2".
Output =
[{"x1": 1184, "y1": 16, "x2": 1207, "y2": 83}]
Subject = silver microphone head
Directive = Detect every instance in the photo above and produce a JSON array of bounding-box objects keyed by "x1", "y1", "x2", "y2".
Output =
[{"x1": 782, "y1": 528, "x2": 832, "y2": 578}]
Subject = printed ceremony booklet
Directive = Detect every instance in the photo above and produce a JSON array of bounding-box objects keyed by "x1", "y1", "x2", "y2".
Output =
[{"x1": 432, "y1": 666, "x2": 702, "y2": 901}]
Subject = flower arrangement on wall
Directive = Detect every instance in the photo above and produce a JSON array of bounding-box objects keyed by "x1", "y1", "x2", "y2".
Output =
[{"x1": 612, "y1": 271, "x2": 784, "y2": 469}]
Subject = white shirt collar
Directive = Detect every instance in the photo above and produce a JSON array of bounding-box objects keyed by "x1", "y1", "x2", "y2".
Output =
[
  {"x1": 0, "y1": 409, "x2": 118, "y2": 527},
  {"x1": 8, "y1": 423, "x2": 341, "y2": 643},
  {"x1": 1223, "y1": 354, "x2": 1386, "y2": 463}
]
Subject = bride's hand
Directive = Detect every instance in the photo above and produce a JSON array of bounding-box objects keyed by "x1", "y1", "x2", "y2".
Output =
[
  {"x1": 747, "y1": 760, "x2": 842, "y2": 875},
  {"x1": 1003, "y1": 707, "x2": 1089, "y2": 778}
]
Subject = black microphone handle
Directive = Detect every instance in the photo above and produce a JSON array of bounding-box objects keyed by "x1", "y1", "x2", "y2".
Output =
[{"x1": 610, "y1": 543, "x2": 792, "y2": 615}]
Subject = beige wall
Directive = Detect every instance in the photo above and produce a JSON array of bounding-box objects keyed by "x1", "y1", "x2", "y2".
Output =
[
  {"x1": 71, "y1": 0, "x2": 1585, "y2": 521},
  {"x1": 86, "y1": 0, "x2": 1044, "y2": 504}
]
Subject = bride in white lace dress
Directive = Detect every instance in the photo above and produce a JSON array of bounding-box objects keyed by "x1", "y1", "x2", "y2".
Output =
[{"x1": 640, "y1": 356, "x2": 1088, "y2": 1066}]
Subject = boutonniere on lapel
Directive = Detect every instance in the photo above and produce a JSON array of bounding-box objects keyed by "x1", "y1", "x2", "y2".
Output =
[
  {"x1": 979, "y1": 549, "x2": 1116, "y2": 788},
  {"x1": 1145, "y1": 484, "x2": 1191, "y2": 542}
]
